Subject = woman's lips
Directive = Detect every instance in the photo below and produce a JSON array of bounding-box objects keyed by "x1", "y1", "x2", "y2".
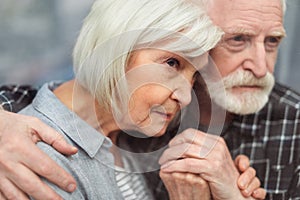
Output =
[{"x1": 153, "y1": 111, "x2": 173, "y2": 121}]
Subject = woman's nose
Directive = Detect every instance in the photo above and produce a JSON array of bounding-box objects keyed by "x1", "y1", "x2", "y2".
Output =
[{"x1": 170, "y1": 80, "x2": 192, "y2": 108}]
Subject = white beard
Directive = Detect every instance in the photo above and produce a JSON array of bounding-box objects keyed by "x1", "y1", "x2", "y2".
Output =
[{"x1": 203, "y1": 69, "x2": 275, "y2": 115}]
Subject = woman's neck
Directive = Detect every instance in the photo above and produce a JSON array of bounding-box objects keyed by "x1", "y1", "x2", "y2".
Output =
[
  {"x1": 53, "y1": 80, "x2": 121, "y2": 140},
  {"x1": 54, "y1": 80, "x2": 125, "y2": 167}
]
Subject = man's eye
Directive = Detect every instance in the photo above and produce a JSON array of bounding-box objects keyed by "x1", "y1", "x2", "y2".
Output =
[
  {"x1": 222, "y1": 35, "x2": 249, "y2": 52},
  {"x1": 265, "y1": 36, "x2": 282, "y2": 51},
  {"x1": 166, "y1": 58, "x2": 180, "y2": 68},
  {"x1": 227, "y1": 35, "x2": 248, "y2": 46},
  {"x1": 232, "y1": 35, "x2": 245, "y2": 42}
]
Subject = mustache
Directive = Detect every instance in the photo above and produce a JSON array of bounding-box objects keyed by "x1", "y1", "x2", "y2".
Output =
[{"x1": 222, "y1": 70, "x2": 274, "y2": 89}]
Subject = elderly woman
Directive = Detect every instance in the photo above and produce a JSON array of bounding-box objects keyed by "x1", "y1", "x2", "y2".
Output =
[{"x1": 14, "y1": 0, "x2": 264, "y2": 199}]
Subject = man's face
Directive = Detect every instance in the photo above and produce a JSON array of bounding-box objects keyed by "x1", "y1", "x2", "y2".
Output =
[{"x1": 206, "y1": 0, "x2": 285, "y2": 114}]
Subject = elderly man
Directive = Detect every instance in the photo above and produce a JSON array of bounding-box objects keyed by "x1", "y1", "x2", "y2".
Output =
[
  {"x1": 158, "y1": 0, "x2": 300, "y2": 199},
  {"x1": 0, "y1": 0, "x2": 299, "y2": 199},
  {"x1": 209, "y1": 0, "x2": 300, "y2": 198}
]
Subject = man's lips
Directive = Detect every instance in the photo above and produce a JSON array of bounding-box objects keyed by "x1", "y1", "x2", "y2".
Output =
[{"x1": 230, "y1": 85, "x2": 263, "y2": 90}]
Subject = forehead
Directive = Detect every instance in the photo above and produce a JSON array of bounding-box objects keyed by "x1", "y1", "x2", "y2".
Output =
[{"x1": 208, "y1": 0, "x2": 285, "y2": 35}]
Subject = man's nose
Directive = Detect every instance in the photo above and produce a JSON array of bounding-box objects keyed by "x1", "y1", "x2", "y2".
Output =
[{"x1": 243, "y1": 42, "x2": 268, "y2": 78}]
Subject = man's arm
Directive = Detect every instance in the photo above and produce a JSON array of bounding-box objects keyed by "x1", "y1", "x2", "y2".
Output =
[{"x1": 0, "y1": 85, "x2": 77, "y2": 200}]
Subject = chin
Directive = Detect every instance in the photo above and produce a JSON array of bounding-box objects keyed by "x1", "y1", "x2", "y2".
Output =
[
  {"x1": 217, "y1": 90, "x2": 270, "y2": 115},
  {"x1": 153, "y1": 130, "x2": 167, "y2": 137},
  {"x1": 140, "y1": 125, "x2": 168, "y2": 138}
]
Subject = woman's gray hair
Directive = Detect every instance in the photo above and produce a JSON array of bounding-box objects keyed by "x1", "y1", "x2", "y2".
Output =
[{"x1": 73, "y1": 0, "x2": 222, "y2": 111}]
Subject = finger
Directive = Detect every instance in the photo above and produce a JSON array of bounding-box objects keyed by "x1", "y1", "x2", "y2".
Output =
[
  {"x1": 0, "y1": 191, "x2": 3, "y2": 200},
  {"x1": 169, "y1": 128, "x2": 200, "y2": 146},
  {"x1": 169, "y1": 128, "x2": 219, "y2": 147},
  {"x1": 159, "y1": 143, "x2": 211, "y2": 165},
  {"x1": 0, "y1": 178, "x2": 29, "y2": 200},
  {"x1": 237, "y1": 167, "x2": 256, "y2": 190},
  {"x1": 159, "y1": 171, "x2": 179, "y2": 200},
  {"x1": 7, "y1": 163, "x2": 65, "y2": 200},
  {"x1": 28, "y1": 117, "x2": 77, "y2": 155},
  {"x1": 168, "y1": 130, "x2": 225, "y2": 162},
  {"x1": 159, "y1": 136, "x2": 228, "y2": 165},
  {"x1": 159, "y1": 143, "x2": 197, "y2": 165},
  {"x1": 241, "y1": 177, "x2": 261, "y2": 197},
  {"x1": 185, "y1": 173, "x2": 209, "y2": 189},
  {"x1": 161, "y1": 172, "x2": 211, "y2": 200},
  {"x1": 0, "y1": 190, "x2": 7, "y2": 200},
  {"x1": 171, "y1": 173, "x2": 189, "y2": 199},
  {"x1": 185, "y1": 173, "x2": 211, "y2": 199},
  {"x1": 12, "y1": 141, "x2": 77, "y2": 194},
  {"x1": 252, "y1": 188, "x2": 267, "y2": 200},
  {"x1": 161, "y1": 158, "x2": 208, "y2": 174},
  {"x1": 235, "y1": 155, "x2": 250, "y2": 173},
  {"x1": 0, "y1": 193, "x2": 5, "y2": 200}
]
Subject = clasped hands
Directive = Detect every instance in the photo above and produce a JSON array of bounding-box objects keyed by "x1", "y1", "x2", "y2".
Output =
[{"x1": 159, "y1": 128, "x2": 266, "y2": 200}]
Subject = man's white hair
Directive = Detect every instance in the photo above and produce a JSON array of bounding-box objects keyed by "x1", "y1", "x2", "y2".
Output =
[
  {"x1": 200, "y1": 0, "x2": 286, "y2": 14},
  {"x1": 73, "y1": 0, "x2": 222, "y2": 111}
]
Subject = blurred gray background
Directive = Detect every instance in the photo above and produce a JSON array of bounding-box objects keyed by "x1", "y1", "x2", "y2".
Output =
[
  {"x1": 0, "y1": 0, "x2": 93, "y2": 85},
  {"x1": 276, "y1": 0, "x2": 300, "y2": 92},
  {"x1": 0, "y1": 0, "x2": 299, "y2": 92}
]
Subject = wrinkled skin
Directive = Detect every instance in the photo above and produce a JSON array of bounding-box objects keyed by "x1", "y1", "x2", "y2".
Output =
[
  {"x1": 0, "y1": 111, "x2": 77, "y2": 200},
  {"x1": 159, "y1": 129, "x2": 266, "y2": 200}
]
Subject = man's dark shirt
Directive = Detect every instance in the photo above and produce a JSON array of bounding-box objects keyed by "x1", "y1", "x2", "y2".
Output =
[
  {"x1": 0, "y1": 85, "x2": 37, "y2": 112},
  {"x1": 222, "y1": 83, "x2": 300, "y2": 200}
]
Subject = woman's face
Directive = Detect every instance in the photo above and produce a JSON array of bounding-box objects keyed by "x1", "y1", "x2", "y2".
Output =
[{"x1": 120, "y1": 48, "x2": 208, "y2": 137}]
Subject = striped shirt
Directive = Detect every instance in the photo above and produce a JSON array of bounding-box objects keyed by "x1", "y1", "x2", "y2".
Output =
[{"x1": 115, "y1": 160, "x2": 153, "y2": 200}]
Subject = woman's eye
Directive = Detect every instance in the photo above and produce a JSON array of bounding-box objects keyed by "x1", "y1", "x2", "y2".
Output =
[{"x1": 166, "y1": 58, "x2": 180, "y2": 68}]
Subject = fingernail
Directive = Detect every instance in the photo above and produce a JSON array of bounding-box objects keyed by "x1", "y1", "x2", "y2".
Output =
[
  {"x1": 67, "y1": 184, "x2": 76, "y2": 192},
  {"x1": 240, "y1": 181, "x2": 246, "y2": 188},
  {"x1": 242, "y1": 163, "x2": 247, "y2": 170}
]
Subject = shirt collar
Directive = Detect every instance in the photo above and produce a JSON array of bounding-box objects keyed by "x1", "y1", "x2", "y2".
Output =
[{"x1": 31, "y1": 82, "x2": 112, "y2": 158}]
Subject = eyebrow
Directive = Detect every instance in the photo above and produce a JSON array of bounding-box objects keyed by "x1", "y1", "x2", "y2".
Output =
[
  {"x1": 224, "y1": 27, "x2": 256, "y2": 36},
  {"x1": 271, "y1": 29, "x2": 287, "y2": 38},
  {"x1": 224, "y1": 27, "x2": 287, "y2": 38}
]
